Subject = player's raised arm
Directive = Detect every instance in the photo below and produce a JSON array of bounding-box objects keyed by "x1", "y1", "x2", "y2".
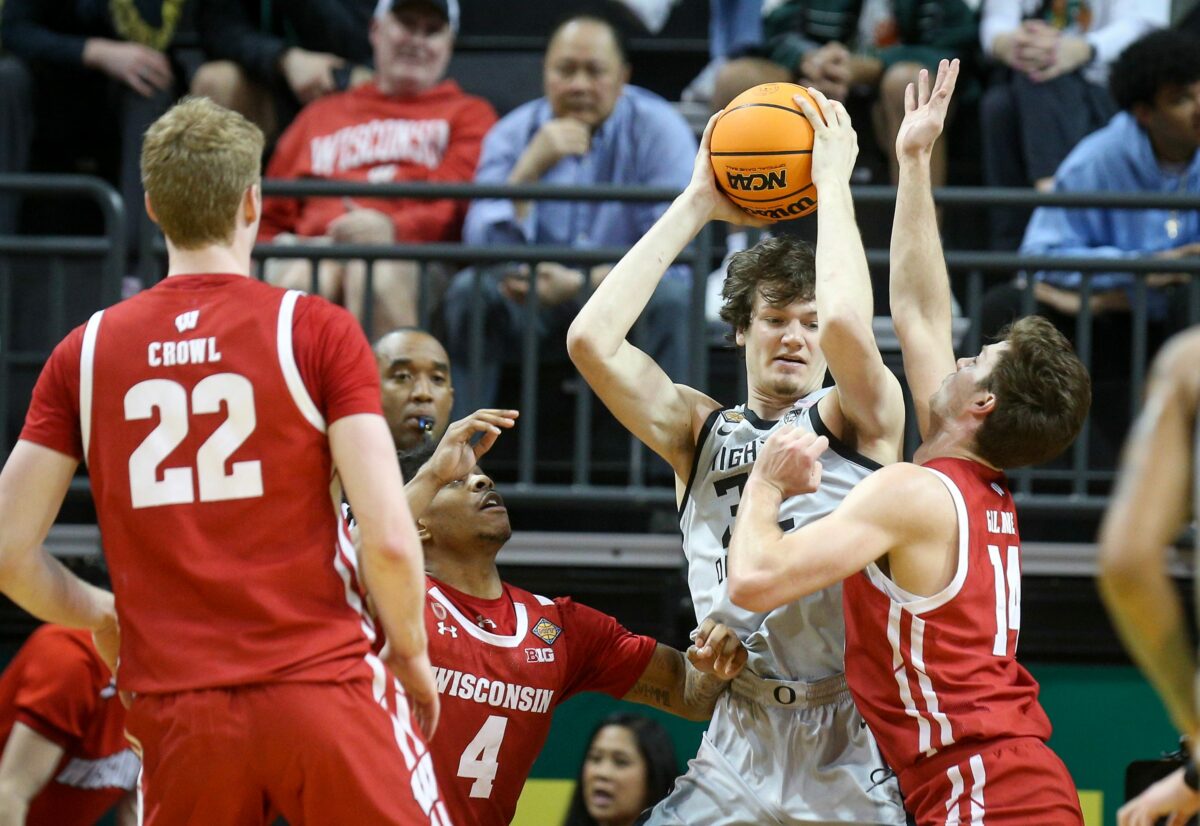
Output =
[
  {"x1": 726, "y1": 428, "x2": 941, "y2": 611},
  {"x1": 403, "y1": 409, "x2": 519, "y2": 520},
  {"x1": 329, "y1": 413, "x2": 438, "y2": 738},
  {"x1": 795, "y1": 88, "x2": 904, "y2": 465},
  {"x1": 890, "y1": 59, "x2": 960, "y2": 439},
  {"x1": 567, "y1": 115, "x2": 762, "y2": 477},
  {"x1": 622, "y1": 627, "x2": 746, "y2": 722},
  {"x1": 1098, "y1": 328, "x2": 1200, "y2": 742}
]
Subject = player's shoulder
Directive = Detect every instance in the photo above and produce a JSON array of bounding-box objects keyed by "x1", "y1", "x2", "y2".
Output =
[
  {"x1": 1152, "y1": 327, "x2": 1200, "y2": 380},
  {"x1": 854, "y1": 462, "x2": 952, "y2": 512}
]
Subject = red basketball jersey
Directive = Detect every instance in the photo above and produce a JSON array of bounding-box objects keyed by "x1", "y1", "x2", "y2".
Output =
[
  {"x1": 843, "y1": 457, "x2": 1052, "y2": 783},
  {"x1": 423, "y1": 577, "x2": 657, "y2": 826},
  {"x1": 21, "y1": 274, "x2": 383, "y2": 694},
  {"x1": 0, "y1": 625, "x2": 137, "y2": 826}
]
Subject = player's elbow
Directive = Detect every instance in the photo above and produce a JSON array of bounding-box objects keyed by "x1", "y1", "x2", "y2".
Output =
[
  {"x1": 566, "y1": 316, "x2": 606, "y2": 365},
  {"x1": 1096, "y1": 537, "x2": 1157, "y2": 595},
  {"x1": 727, "y1": 569, "x2": 776, "y2": 613}
]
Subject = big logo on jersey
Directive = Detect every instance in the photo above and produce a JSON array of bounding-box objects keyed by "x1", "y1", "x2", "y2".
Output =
[{"x1": 531, "y1": 618, "x2": 561, "y2": 646}]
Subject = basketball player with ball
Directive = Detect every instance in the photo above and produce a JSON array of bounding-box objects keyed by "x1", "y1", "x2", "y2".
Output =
[
  {"x1": 727, "y1": 60, "x2": 1091, "y2": 824},
  {"x1": 569, "y1": 79, "x2": 907, "y2": 823}
]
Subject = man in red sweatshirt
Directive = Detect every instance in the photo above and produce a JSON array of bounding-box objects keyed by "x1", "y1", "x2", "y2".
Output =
[{"x1": 261, "y1": 0, "x2": 496, "y2": 335}]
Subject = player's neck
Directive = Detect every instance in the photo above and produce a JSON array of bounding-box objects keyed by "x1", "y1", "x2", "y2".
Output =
[
  {"x1": 164, "y1": 239, "x2": 253, "y2": 278},
  {"x1": 745, "y1": 384, "x2": 817, "y2": 422},
  {"x1": 914, "y1": 425, "x2": 999, "y2": 471},
  {"x1": 426, "y1": 552, "x2": 504, "y2": 600}
]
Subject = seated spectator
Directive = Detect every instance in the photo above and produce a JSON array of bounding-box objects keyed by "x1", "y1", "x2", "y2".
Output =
[
  {"x1": 375, "y1": 327, "x2": 454, "y2": 451},
  {"x1": 0, "y1": 624, "x2": 139, "y2": 825},
  {"x1": 192, "y1": 0, "x2": 379, "y2": 143},
  {"x1": 979, "y1": 0, "x2": 1166, "y2": 250},
  {"x1": 260, "y1": 0, "x2": 494, "y2": 338},
  {"x1": 982, "y1": 27, "x2": 1200, "y2": 383},
  {"x1": 712, "y1": 0, "x2": 978, "y2": 185},
  {"x1": 0, "y1": 0, "x2": 188, "y2": 249},
  {"x1": 442, "y1": 14, "x2": 696, "y2": 417},
  {"x1": 561, "y1": 713, "x2": 679, "y2": 826},
  {"x1": 680, "y1": 0, "x2": 765, "y2": 105}
]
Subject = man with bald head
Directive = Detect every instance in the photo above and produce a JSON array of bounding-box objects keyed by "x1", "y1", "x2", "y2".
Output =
[
  {"x1": 441, "y1": 13, "x2": 697, "y2": 416},
  {"x1": 375, "y1": 329, "x2": 455, "y2": 451}
]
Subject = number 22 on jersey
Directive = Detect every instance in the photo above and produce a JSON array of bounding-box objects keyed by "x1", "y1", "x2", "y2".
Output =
[{"x1": 125, "y1": 374, "x2": 263, "y2": 508}]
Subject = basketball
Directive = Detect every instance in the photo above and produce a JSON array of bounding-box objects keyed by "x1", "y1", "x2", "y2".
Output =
[{"x1": 710, "y1": 83, "x2": 820, "y2": 221}]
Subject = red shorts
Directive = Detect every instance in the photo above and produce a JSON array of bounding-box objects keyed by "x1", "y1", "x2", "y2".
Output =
[
  {"x1": 900, "y1": 738, "x2": 1083, "y2": 825},
  {"x1": 126, "y1": 667, "x2": 452, "y2": 825}
]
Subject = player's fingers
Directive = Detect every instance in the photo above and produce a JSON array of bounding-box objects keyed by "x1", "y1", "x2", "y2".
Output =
[
  {"x1": 793, "y1": 92, "x2": 827, "y2": 132},
  {"x1": 700, "y1": 111, "x2": 722, "y2": 152},
  {"x1": 917, "y1": 67, "x2": 930, "y2": 108},
  {"x1": 904, "y1": 81, "x2": 916, "y2": 115},
  {"x1": 938, "y1": 59, "x2": 959, "y2": 103},
  {"x1": 810, "y1": 435, "x2": 830, "y2": 456},
  {"x1": 692, "y1": 616, "x2": 716, "y2": 648}
]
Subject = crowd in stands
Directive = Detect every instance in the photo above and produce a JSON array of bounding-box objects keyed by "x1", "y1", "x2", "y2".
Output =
[{"x1": 2, "y1": 0, "x2": 1200, "y2": 468}]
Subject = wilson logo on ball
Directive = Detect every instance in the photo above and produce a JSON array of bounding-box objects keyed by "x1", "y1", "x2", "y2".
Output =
[
  {"x1": 725, "y1": 170, "x2": 787, "y2": 191},
  {"x1": 743, "y1": 195, "x2": 817, "y2": 220}
]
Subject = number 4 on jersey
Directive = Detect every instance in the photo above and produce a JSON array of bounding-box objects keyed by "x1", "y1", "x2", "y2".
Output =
[{"x1": 458, "y1": 715, "x2": 508, "y2": 798}]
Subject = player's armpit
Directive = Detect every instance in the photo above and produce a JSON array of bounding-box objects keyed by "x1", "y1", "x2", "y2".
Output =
[{"x1": 622, "y1": 643, "x2": 731, "y2": 722}]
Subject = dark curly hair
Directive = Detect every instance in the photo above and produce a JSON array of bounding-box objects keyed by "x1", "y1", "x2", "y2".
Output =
[
  {"x1": 718, "y1": 235, "x2": 816, "y2": 341},
  {"x1": 1109, "y1": 29, "x2": 1200, "y2": 112}
]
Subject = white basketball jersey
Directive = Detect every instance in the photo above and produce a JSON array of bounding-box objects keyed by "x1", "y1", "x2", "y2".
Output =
[{"x1": 678, "y1": 387, "x2": 881, "y2": 681}]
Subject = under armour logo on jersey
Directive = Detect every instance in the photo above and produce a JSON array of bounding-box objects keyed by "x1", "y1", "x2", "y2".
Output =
[
  {"x1": 991, "y1": 483, "x2": 1006, "y2": 497},
  {"x1": 437, "y1": 622, "x2": 457, "y2": 638},
  {"x1": 174, "y1": 310, "x2": 199, "y2": 333}
]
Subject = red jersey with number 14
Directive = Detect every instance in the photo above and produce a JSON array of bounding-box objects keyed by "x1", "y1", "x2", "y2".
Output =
[
  {"x1": 843, "y1": 457, "x2": 1051, "y2": 782},
  {"x1": 20, "y1": 275, "x2": 383, "y2": 694},
  {"x1": 422, "y1": 576, "x2": 656, "y2": 826}
]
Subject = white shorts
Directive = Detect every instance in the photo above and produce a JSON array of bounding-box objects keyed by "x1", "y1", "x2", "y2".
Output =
[{"x1": 640, "y1": 672, "x2": 907, "y2": 825}]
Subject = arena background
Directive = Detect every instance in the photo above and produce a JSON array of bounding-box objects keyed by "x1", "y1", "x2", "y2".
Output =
[{"x1": 2, "y1": 0, "x2": 1200, "y2": 824}]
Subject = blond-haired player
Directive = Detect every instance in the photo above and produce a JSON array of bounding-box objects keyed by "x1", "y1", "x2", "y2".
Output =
[{"x1": 3, "y1": 97, "x2": 449, "y2": 824}]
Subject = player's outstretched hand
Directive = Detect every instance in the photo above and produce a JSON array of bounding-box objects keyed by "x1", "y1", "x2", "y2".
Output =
[
  {"x1": 387, "y1": 648, "x2": 441, "y2": 740},
  {"x1": 896, "y1": 58, "x2": 959, "y2": 162},
  {"x1": 1118, "y1": 766, "x2": 1200, "y2": 826},
  {"x1": 687, "y1": 617, "x2": 748, "y2": 681},
  {"x1": 425, "y1": 409, "x2": 519, "y2": 486},
  {"x1": 753, "y1": 426, "x2": 828, "y2": 498},
  {"x1": 685, "y1": 113, "x2": 772, "y2": 228},
  {"x1": 795, "y1": 86, "x2": 857, "y2": 191}
]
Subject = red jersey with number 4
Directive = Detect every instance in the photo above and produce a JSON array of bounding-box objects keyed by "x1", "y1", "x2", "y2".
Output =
[
  {"x1": 20, "y1": 274, "x2": 383, "y2": 694},
  {"x1": 843, "y1": 457, "x2": 1052, "y2": 781},
  {"x1": 0, "y1": 625, "x2": 138, "y2": 826},
  {"x1": 422, "y1": 576, "x2": 656, "y2": 826}
]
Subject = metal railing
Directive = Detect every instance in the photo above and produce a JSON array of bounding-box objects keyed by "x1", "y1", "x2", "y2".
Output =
[
  {"x1": 15, "y1": 176, "x2": 1200, "y2": 515},
  {"x1": 0, "y1": 175, "x2": 126, "y2": 465}
]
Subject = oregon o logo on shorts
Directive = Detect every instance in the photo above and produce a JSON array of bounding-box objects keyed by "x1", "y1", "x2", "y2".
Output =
[{"x1": 773, "y1": 685, "x2": 797, "y2": 705}]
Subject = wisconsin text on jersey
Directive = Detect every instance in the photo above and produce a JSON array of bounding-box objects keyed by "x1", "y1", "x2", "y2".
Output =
[{"x1": 432, "y1": 667, "x2": 555, "y2": 713}]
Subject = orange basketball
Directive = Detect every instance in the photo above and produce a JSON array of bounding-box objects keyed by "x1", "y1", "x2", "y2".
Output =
[{"x1": 710, "y1": 83, "x2": 819, "y2": 221}]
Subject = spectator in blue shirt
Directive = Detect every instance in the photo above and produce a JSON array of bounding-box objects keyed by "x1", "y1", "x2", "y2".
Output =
[
  {"x1": 980, "y1": 28, "x2": 1200, "y2": 426},
  {"x1": 441, "y1": 13, "x2": 697, "y2": 416}
]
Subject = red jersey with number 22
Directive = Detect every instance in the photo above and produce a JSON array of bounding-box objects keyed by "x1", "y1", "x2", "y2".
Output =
[
  {"x1": 843, "y1": 457, "x2": 1051, "y2": 783},
  {"x1": 423, "y1": 576, "x2": 656, "y2": 826},
  {"x1": 20, "y1": 275, "x2": 383, "y2": 694}
]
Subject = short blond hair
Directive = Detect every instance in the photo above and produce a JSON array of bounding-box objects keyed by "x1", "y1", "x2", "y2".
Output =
[{"x1": 141, "y1": 97, "x2": 263, "y2": 249}]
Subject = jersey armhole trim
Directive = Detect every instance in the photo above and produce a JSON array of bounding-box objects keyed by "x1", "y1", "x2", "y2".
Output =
[
  {"x1": 677, "y1": 407, "x2": 723, "y2": 522},
  {"x1": 79, "y1": 310, "x2": 104, "y2": 461},
  {"x1": 810, "y1": 398, "x2": 883, "y2": 472},
  {"x1": 864, "y1": 467, "x2": 969, "y2": 615},
  {"x1": 277, "y1": 290, "x2": 327, "y2": 433}
]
